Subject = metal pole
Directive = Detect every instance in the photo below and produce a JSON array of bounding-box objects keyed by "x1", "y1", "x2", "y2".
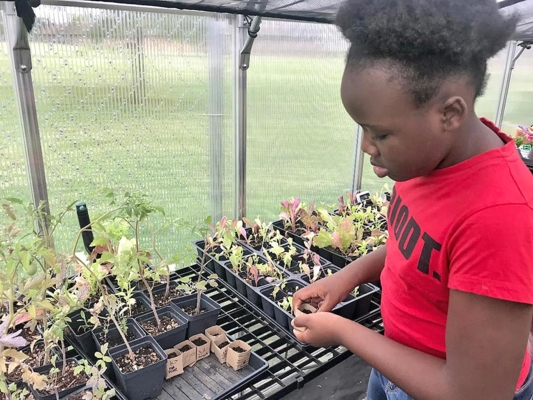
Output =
[
  {"x1": 234, "y1": 15, "x2": 247, "y2": 219},
  {"x1": 495, "y1": 41, "x2": 516, "y2": 128},
  {"x1": 42, "y1": 0, "x2": 208, "y2": 17},
  {"x1": 2, "y1": 2, "x2": 51, "y2": 217},
  {"x1": 208, "y1": 15, "x2": 224, "y2": 222},
  {"x1": 351, "y1": 125, "x2": 365, "y2": 193}
]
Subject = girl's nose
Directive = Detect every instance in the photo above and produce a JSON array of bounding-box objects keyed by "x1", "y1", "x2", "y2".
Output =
[{"x1": 361, "y1": 131, "x2": 380, "y2": 157}]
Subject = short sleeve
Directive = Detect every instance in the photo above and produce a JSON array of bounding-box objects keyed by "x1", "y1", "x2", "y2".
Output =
[{"x1": 448, "y1": 204, "x2": 533, "y2": 304}]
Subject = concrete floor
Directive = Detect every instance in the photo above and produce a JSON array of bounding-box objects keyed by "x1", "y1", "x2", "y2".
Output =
[{"x1": 282, "y1": 356, "x2": 371, "y2": 400}]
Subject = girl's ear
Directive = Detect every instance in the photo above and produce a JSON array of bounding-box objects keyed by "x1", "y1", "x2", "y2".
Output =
[{"x1": 441, "y1": 96, "x2": 468, "y2": 132}]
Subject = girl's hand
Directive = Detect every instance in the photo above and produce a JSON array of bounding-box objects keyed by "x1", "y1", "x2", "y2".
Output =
[
  {"x1": 291, "y1": 312, "x2": 345, "y2": 347},
  {"x1": 292, "y1": 272, "x2": 352, "y2": 313}
]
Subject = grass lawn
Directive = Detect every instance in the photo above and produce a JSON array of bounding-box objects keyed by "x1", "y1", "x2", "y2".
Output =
[{"x1": 1, "y1": 14, "x2": 532, "y2": 259}]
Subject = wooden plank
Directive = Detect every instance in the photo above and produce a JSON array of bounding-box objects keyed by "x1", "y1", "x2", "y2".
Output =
[
  {"x1": 164, "y1": 376, "x2": 199, "y2": 399},
  {"x1": 181, "y1": 368, "x2": 217, "y2": 399},
  {"x1": 157, "y1": 390, "x2": 175, "y2": 400},
  {"x1": 188, "y1": 360, "x2": 226, "y2": 394},
  {"x1": 194, "y1": 360, "x2": 233, "y2": 391}
]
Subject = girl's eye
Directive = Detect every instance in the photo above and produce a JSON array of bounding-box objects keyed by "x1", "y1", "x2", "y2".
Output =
[{"x1": 372, "y1": 134, "x2": 389, "y2": 141}]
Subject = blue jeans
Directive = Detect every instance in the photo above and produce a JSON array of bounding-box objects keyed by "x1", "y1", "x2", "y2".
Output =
[{"x1": 367, "y1": 364, "x2": 533, "y2": 400}]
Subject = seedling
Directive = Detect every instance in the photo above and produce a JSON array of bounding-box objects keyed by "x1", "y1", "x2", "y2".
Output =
[{"x1": 279, "y1": 197, "x2": 303, "y2": 233}]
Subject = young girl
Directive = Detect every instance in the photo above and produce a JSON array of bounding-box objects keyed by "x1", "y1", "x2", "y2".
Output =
[{"x1": 292, "y1": 1, "x2": 533, "y2": 399}]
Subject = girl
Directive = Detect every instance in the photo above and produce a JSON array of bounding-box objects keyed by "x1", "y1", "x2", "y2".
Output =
[{"x1": 292, "y1": 1, "x2": 533, "y2": 399}]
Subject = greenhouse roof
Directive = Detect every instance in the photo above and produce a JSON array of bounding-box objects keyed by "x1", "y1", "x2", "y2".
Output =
[{"x1": 13, "y1": 0, "x2": 533, "y2": 41}]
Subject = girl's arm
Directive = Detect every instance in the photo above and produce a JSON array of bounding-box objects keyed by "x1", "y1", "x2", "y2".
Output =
[{"x1": 294, "y1": 289, "x2": 533, "y2": 400}]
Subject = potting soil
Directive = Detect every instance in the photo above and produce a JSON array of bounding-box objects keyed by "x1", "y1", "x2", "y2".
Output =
[
  {"x1": 191, "y1": 338, "x2": 207, "y2": 347},
  {"x1": 232, "y1": 346, "x2": 247, "y2": 354},
  {"x1": 153, "y1": 287, "x2": 183, "y2": 307},
  {"x1": 139, "y1": 315, "x2": 180, "y2": 335},
  {"x1": 129, "y1": 302, "x2": 149, "y2": 316},
  {"x1": 182, "y1": 306, "x2": 207, "y2": 316},
  {"x1": 100, "y1": 329, "x2": 138, "y2": 348},
  {"x1": 35, "y1": 360, "x2": 88, "y2": 395},
  {"x1": 115, "y1": 346, "x2": 161, "y2": 373}
]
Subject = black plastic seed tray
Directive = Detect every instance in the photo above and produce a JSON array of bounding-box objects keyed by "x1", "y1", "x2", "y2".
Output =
[
  {"x1": 161, "y1": 350, "x2": 268, "y2": 400},
  {"x1": 67, "y1": 264, "x2": 382, "y2": 400},
  {"x1": 195, "y1": 240, "x2": 379, "y2": 342},
  {"x1": 63, "y1": 337, "x2": 129, "y2": 400},
  {"x1": 162, "y1": 264, "x2": 383, "y2": 400}
]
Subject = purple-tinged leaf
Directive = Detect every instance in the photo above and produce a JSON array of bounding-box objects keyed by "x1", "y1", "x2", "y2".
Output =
[{"x1": 0, "y1": 329, "x2": 28, "y2": 348}]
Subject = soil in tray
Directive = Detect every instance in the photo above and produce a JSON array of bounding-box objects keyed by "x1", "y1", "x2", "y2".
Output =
[
  {"x1": 139, "y1": 315, "x2": 180, "y2": 335},
  {"x1": 153, "y1": 286, "x2": 182, "y2": 307},
  {"x1": 191, "y1": 338, "x2": 207, "y2": 347},
  {"x1": 232, "y1": 346, "x2": 247, "y2": 353},
  {"x1": 35, "y1": 359, "x2": 88, "y2": 396},
  {"x1": 115, "y1": 346, "x2": 161, "y2": 374},
  {"x1": 182, "y1": 306, "x2": 208, "y2": 316},
  {"x1": 180, "y1": 345, "x2": 192, "y2": 352},
  {"x1": 217, "y1": 341, "x2": 229, "y2": 349},
  {"x1": 7, "y1": 341, "x2": 47, "y2": 382},
  {"x1": 128, "y1": 301, "x2": 149, "y2": 316},
  {"x1": 168, "y1": 352, "x2": 180, "y2": 359},
  {"x1": 97, "y1": 328, "x2": 138, "y2": 348}
]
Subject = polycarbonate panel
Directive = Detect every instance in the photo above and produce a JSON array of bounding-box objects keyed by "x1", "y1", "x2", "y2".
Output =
[
  {"x1": 501, "y1": 47, "x2": 533, "y2": 135},
  {"x1": 246, "y1": 20, "x2": 362, "y2": 221},
  {"x1": 30, "y1": 6, "x2": 234, "y2": 256},
  {"x1": 475, "y1": 48, "x2": 508, "y2": 123},
  {"x1": 0, "y1": 15, "x2": 31, "y2": 208}
]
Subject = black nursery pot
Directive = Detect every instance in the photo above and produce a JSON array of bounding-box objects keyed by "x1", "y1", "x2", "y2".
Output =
[
  {"x1": 66, "y1": 309, "x2": 97, "y2": 357},
  {"x1": 145, "y1": 280, "x2": 185, "y2": 308},
  {"x1": 271, "y1": 219, "x2": 306, "y2": 246},
  {"x1": 259, "y1": 280, "x2": 305, "y2": 332},
  {"x1": 317, "y1": 247, "x2": 351, "y2": 268},
  {"x1": 128, "y1": 292, "x2": 152, "y2": 318},
  {"x1": 91, "y1": 319, "x2": 146, "y2": 353},
  {"x1": 135, "y1": 306, "x2": 188, "y2": 350},
  {"x1": 171, "y1": 293, "x2": 221, "y2": 337},
  {"x1": 194, "y1": 240, "x2": 253, "y2": 281},
  {"x1": 224, "y1": 255, "x2": 288, "y2": 307},
  {"x1": 109, "y1": 336, "x2": 167, "y2": 400},
  {"x1": 30, "y1": 358, "x2": 87, "y2": 400}
]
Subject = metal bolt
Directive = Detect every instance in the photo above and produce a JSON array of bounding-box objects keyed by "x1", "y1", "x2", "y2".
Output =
[{"x1": 20, "y1": 65, "x2": 27, "y2": 72}]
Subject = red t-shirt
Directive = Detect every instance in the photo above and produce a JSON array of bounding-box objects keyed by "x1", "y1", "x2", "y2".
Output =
[{"x1": 381, "y1": 118, "x2": 533, "y2": 391}]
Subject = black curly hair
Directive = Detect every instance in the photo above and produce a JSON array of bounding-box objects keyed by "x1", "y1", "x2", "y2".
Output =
[{"x1": 336, "y1": 0, "x2": 518, "y2": 106}]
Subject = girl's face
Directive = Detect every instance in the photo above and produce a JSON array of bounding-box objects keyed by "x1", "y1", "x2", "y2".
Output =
[{"x1": 341, "y1": 65, "x2": 455, "y2": 182}]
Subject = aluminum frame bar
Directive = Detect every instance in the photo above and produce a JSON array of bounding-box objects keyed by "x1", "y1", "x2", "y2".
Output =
[
  {"x1": 351, "y1": 125, "x2": 365, "y2": 193},
  {"x1": 234, "y1": 15, "x2": 247, "y2": 219},
  {"x1": 2, "y1": 1, "x2": 51, "y2": 222}
]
